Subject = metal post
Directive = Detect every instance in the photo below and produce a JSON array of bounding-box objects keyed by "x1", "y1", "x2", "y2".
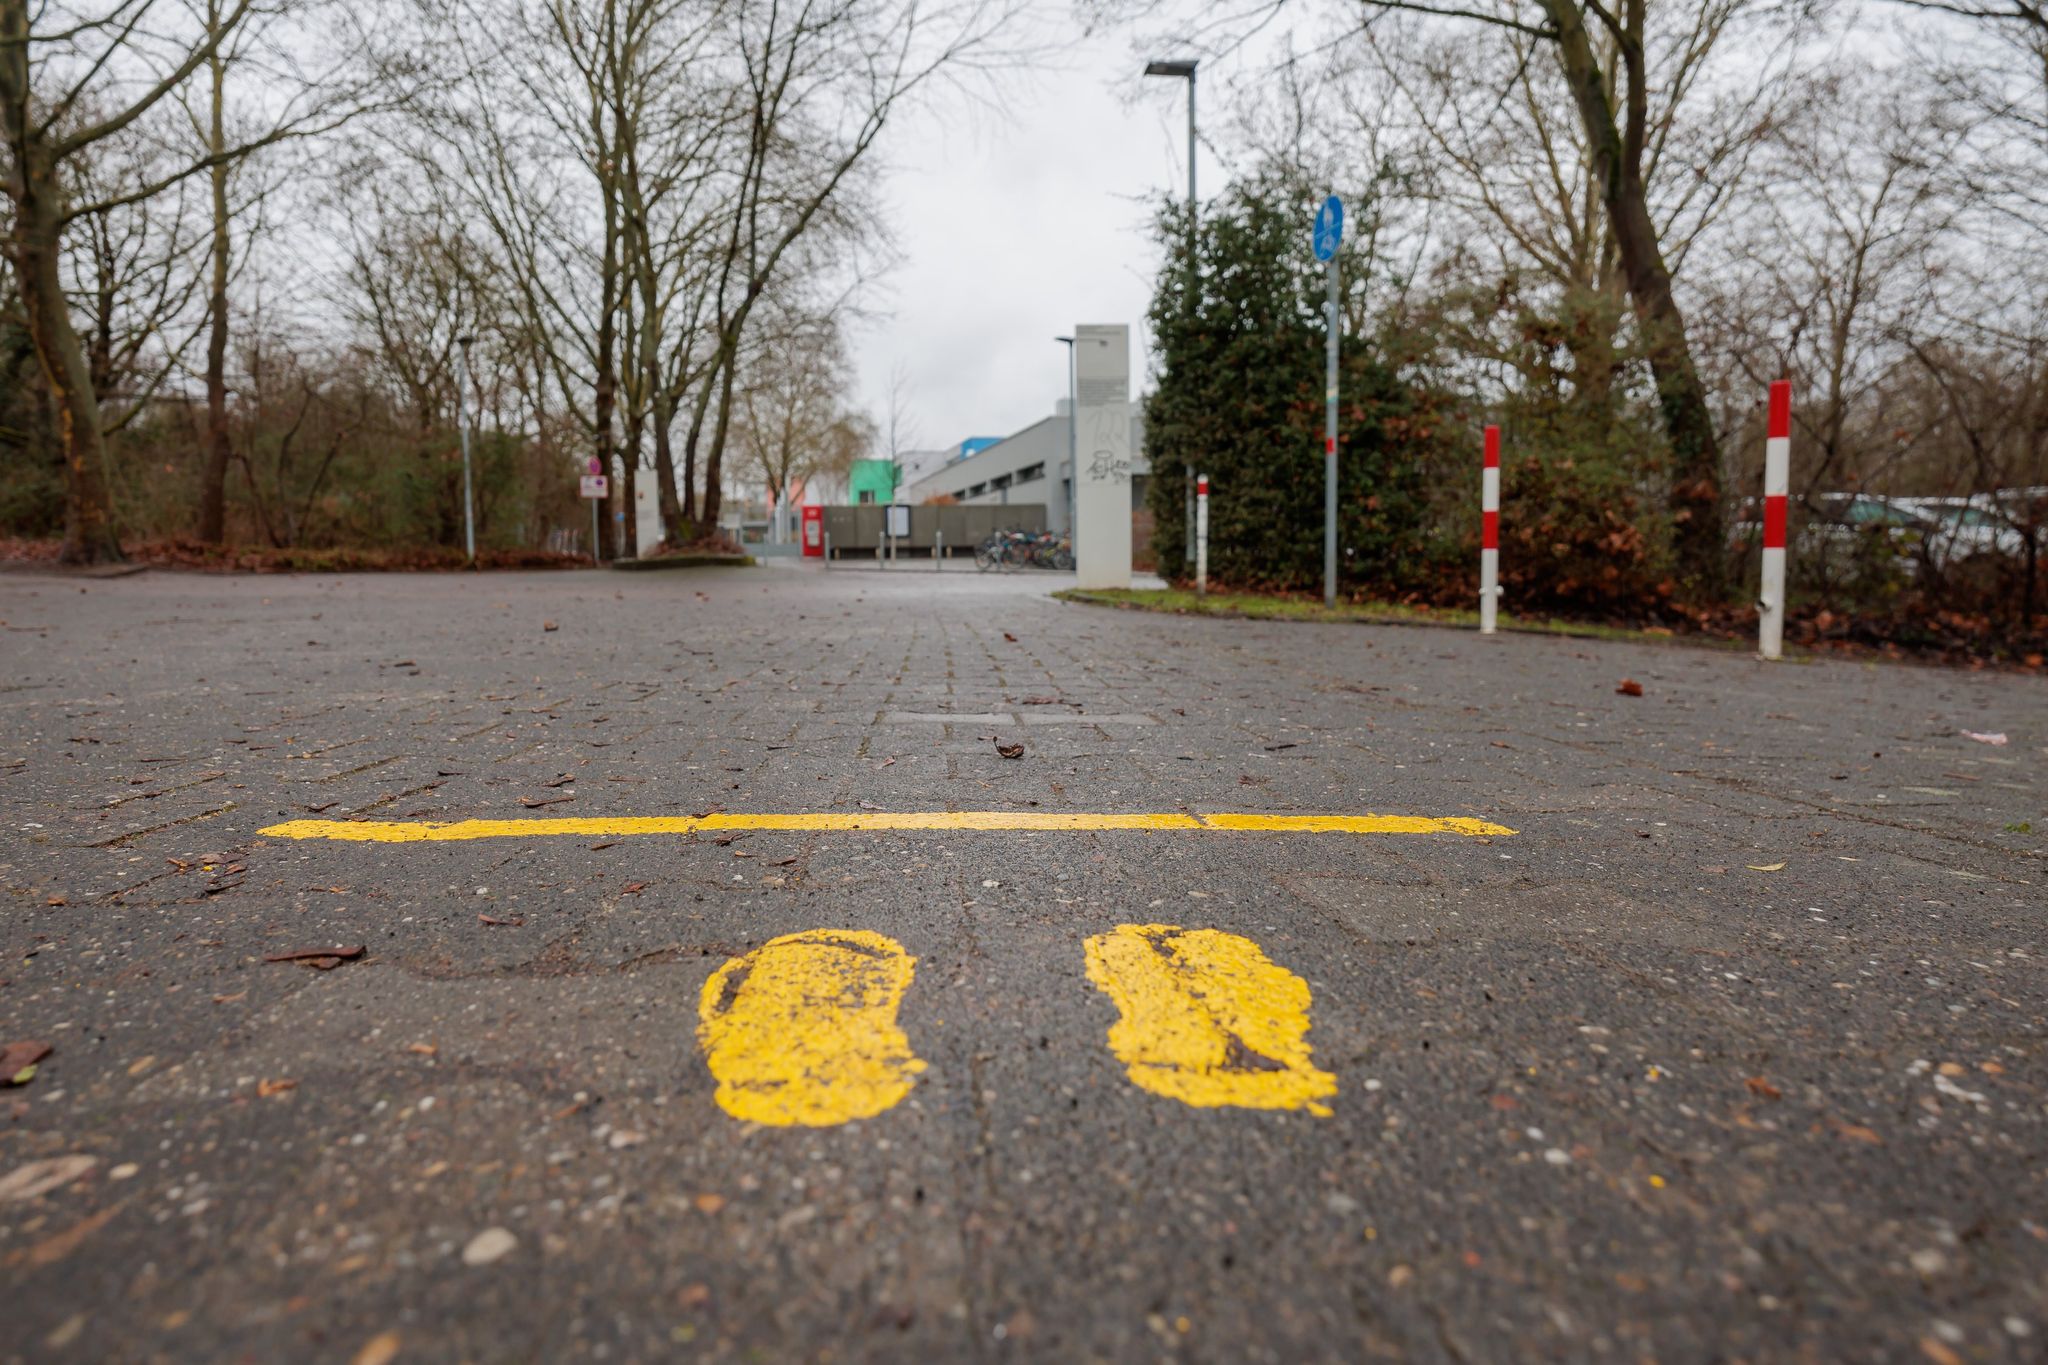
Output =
[
  {"x1": 935, "y1": 529, "x2": 942, "y2": 570},
  {"x1": 1184, "y1": 470, "x2": 1194, "y2": 564},
  {"x1": 589, "y1": 499, "x2": 598, "y2": 565},
  {"x1": 1760, "y1": 381, "x2": 1792, "y2": 659},
  {"x1": 1066, "y1": 351, "x2": 1078, "y2": 541},
  {"x1": 824, "y1": 531, "x2": 831, "y2": 567},
  {"x1": 1323, "y1": 259, "x2": 1339, "y2": 608},
  {"x1": 1480, "y1": 425, "x2": 1500, "y2": 634},
  {"x1": 1195, "y1": 473, "x2": 1209, "y2": 596},
  {"x1": 457, "y1": 335, "x2": 476, "y2": 565}
]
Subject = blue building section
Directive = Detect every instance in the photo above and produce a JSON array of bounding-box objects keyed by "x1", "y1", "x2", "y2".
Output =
[{"x1": 953, "y1": 437, "x2": 1002, "y2": 462}]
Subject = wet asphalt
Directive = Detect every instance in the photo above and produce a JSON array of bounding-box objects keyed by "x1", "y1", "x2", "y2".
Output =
[{"x1": 1, "y1": 560, "x2": 2044, "y2": 1364}]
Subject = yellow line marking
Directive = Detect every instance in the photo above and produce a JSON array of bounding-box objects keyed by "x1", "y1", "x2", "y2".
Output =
[
  {"x1": 696, "y1": 929, "x2": 927, "y2": 1127},
  {"x1": 255, "y1": 811, "x2": 1514, "y2": 842},
  {"x1": 1083, "y1": 924, "x2": 1338, "y2": 1117},
  {"x1": 1198, "y1": 813, "x2": 1515, "y2": 836}
]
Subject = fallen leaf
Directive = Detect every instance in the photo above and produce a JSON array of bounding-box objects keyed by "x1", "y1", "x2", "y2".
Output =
[
  {"x1": 1616, "y1": 679, "x2": 1645, "y2": 697},
  {"x1": 1746, "y1": 862, "x2": 1786, "y2": 872},
  {"x1": 1919, "y1": 1337, "x2": 1964, "y2": 1365},
  {"x1": 544, "y1": 774, "x2": 576, "y2": 788},
  {"x1": 1020, "y1": 695, "x2": 1058, "y2": 705},
  {"x1": 1829, "y1": 1119, "x2": 1883, "y2": 1145},
  {"x1": 542, "y1": 621, "x2": 559, "y2": 632},
  {"x1": 407, "y1": 1043, "x2": 439, "y2": 1056},
  {"x1": 1744, "y1": 1076, "x2": 1783, "y2": 1100},
  {"x1": 679, "y1": 1283, "x2": 712, "y2": 1309},
  {"x1": 877, "y1": 757, "x2": 896, "y2": 768},
  {"x1": 1, "y1": 1040, "x2": 51, "y2": 1085},
  {"x1": 588, "y1": 841, "x2": 616, "y2": 851},
  {"x1": 350, "y1": 1331, "x2": 404, "y2": 1365},
  {"x1": 257, "y1": 1078, "x2": 298, "y2": 1098},
  {"x1": 994, "y1": 739, "x2": 1025, "y2": 760},
  {"x1": 621, "y1": 882, "x2": 647, "y2": 896},
  {"x1": 520, "y1": 795, "x2": 572, "y2": 808},
  {"x1": 478, "y1": 913, "x2": 524, "y2": 927},
  {"x1": 13, "y1": 1201, "x2": 124, "y2": 1268},
  {"x1": 264, "y1": 944, "x2": 366, "y2": 971},
  {"x1": 0, "y1": 1154, "x2": 97, "y2": 1202},
  {"x1": 1002, "y1": 632, "x2": 1018, "y2": 642},
  {"x1": 1960, "y1": 730, "x2": 2007, "y2": 746},
  {"x1": 211, "y1": 991, "x2": 247, "y2": 1005},
  {"x1": 694, "y1": 1193, "x2": 726, "y2": 1214}
]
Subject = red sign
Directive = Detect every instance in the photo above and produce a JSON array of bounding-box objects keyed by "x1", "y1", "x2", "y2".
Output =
[{"x1": 801, "y1": 505, "x2": 824, "y2": 557}]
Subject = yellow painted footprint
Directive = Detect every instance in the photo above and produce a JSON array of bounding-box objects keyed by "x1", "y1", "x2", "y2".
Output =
[
  {"x1": 697, "y1": 929, "x2": 927, "y2": 1127},
  {"x1": 1084, "y1": 923, "x2": 1337, "y2": 1116}
]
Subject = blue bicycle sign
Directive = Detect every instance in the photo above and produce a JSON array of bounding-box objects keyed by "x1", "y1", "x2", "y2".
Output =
[{"x1": 1313, "y1": 195, "x2": 1343, "y2": 262}]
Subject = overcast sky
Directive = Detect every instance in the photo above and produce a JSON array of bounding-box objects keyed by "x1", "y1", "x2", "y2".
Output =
[{"x1": 849, "y1": 17, "x2": 1215, "y2": 454}]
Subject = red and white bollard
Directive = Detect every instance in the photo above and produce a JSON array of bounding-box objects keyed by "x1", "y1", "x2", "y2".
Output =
[
  {"x1": 1480, "y1": 425, "x2": 1500, "y2": 634},
  {"x1": 1195, "y1": 473, "x2": 1209, "y2": 597},
  {"x1": 1760, "y1": 381, "x2": 1791, "y2": 660}
]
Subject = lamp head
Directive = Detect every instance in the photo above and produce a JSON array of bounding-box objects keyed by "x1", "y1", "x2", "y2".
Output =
[{"x1": 1144, "y1": 59, "x2": 1197, "y2": 79}]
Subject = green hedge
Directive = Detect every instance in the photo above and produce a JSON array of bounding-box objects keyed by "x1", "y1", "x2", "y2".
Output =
[{"x1": 1143, "y1": 184, "x2": 1450, "y2": 594}]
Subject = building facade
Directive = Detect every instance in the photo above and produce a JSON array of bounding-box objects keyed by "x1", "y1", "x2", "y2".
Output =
[{"x1": 906, "y1": 404, "x2": 1149, "y2": 540}]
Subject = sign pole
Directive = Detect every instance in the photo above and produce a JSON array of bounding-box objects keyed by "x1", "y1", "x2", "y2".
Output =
[
  {"x1": 1195, "y1": 473, "x2": 1209, "y2": 596},
  {"x1": 1313, "y1": 194, "x2": 1343, "y2": 610},
  {"x1": 1324, "y1": 257, "x2": 1338, "y2": 608}
]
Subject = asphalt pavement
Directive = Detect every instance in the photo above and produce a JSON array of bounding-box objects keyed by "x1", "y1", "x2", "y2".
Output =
[{"x1": 2, "y1": 560, "x2": 2044, "y2": 1363}]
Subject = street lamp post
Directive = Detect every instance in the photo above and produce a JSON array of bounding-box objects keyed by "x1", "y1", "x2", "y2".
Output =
[
  {"x1": 456, "y1": 334, "x2": 476, "y2": 566},
  {"x1": 1143, "y1": 59, "x2": 1197, "y2": 230},
  {"x1": 1055, "y1": 336, "x2": 1077, "y2": 543},
  {"x1": 1146, "y1": 59, "x2": 1199, "y2": 566}
]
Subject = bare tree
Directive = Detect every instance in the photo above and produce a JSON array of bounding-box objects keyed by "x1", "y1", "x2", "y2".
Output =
[{"x1": 731, "y1": 309, "x2": 870, "y2": 527}]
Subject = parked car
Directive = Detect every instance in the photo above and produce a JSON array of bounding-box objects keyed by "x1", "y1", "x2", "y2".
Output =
[
  {"x1": 1800, "y1": 493, "x2": 1931, "y2": 571},
  {"x1": 1897, "y1": 496, "x2": 2025, "y2": 566}
]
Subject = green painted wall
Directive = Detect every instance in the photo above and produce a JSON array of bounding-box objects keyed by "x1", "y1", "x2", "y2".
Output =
[{"x1": 848, "y1": 459, "x2": 898, "y2": 505}]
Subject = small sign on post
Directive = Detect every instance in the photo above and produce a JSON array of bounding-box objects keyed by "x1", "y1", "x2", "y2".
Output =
[
  {"x1": 580, "y1": 475, "x2": 609, "y2": 500},
  {"x1": 1195, "y1": 473, "x2": 1209, "y2": 597},
  {"x1": 1314, "y1": 195, "x2": 1343, "y2": 609}
]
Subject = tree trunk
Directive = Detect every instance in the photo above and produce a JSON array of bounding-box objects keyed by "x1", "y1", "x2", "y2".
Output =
[
  {"x1": 700, "y1": 344, "x2": 741, "y2": 531},
  {"x1": 621, "y1": 387, "x2": 641, "y2": 560},
  {"x1": 651, "y1": 374, "x2": 684, "y2": 546},
  {"x1": 197, "y1": 33, "x2": 233, "y2": 544},
  {"x1": 6, "y1": 197, "x2": 123, "y2": 563},
  {"x1": 1, "y1": 1, "x2": 122, "y2": 563},
  {"x1": 593, "y1": 249, "x2": 619, "y2": 562},
  {"x1": 1537, "y1": 0, "x2": 1726, "y2": 595}
]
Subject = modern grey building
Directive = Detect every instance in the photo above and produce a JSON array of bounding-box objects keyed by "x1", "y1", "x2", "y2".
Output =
[{"x1": 907, "y1": 403, "x2": 1148, "y2": 537}]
